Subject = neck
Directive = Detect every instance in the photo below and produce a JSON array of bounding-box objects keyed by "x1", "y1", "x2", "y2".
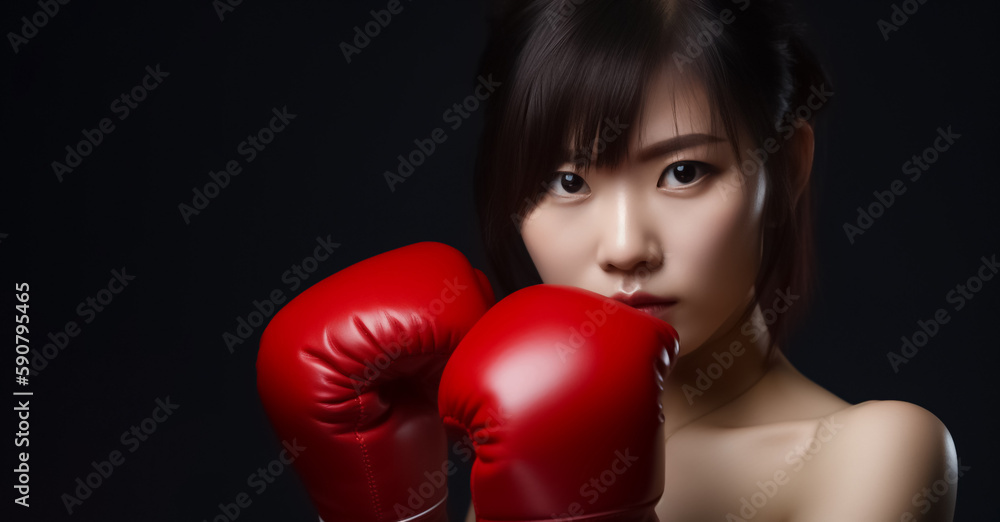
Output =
[{"x1": 660, "y1": 303, "x2": 780, "y2": 438}]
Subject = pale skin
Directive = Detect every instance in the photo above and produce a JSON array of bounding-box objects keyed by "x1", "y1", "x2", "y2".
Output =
[{"x1": 466, "y1": 65, "x2": 959, "y2": 521}]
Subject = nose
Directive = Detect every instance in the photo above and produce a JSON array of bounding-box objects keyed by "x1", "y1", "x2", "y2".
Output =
[{"x1": 595, "y1": 189, "x2": 664, "y2": 276}]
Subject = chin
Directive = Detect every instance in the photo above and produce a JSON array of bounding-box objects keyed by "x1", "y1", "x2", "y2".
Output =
[{"x1": 672, "y1": 317, "x2": 727, "y2": 357}]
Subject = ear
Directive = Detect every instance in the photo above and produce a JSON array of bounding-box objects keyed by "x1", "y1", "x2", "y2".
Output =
[{"x1": 789, "y1": 120, "x2": 815, "y2": 211}]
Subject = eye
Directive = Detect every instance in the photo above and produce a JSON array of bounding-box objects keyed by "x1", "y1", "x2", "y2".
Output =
[
  {"x1": 658, "y1": 162, "x2": 712, "y2": 189},
  {"x1": 546, "y1": 171, "x2": 591, "y2": 197}
]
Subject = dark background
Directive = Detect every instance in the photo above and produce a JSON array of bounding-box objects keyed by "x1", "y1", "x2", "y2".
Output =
[{"x1": 3, "y1": 0, "x2": 997, "y2": 521}]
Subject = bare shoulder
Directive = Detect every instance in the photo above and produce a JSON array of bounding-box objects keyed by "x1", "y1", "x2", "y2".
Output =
[
  {"x1": 817, "y1": 399, "x2": 950, "y2": 439},
  {"x1": 838, "y1": 399, "x2": 948, "y2": 431},
  {"x1": 826, "y1": 400, "x2": 956, "y2": 465},
  {"x1": 793, "y1": 399, "x2": 961, "y2": 522}
]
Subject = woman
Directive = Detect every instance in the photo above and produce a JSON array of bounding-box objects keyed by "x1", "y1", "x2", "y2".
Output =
[{"x1": 468, "y1": 0, "x2": 958, "y2": 520}]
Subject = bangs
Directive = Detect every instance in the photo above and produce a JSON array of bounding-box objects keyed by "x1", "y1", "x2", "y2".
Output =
[
  {"x1": 502, "y1": 0, "x2": 668, "y2": 207},
  {"x1": 496, "y1": 0, "x2": 747, "y2": 220}
]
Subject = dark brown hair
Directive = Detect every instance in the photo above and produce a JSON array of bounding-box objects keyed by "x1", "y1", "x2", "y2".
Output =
[{"x1": 472, "y1": 0, "x2": 831, "y2": 355}]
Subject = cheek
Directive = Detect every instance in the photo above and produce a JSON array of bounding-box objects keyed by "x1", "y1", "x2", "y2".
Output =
[
  {"x1": 519, "y1": 204, "x2": 588, "y2": 285},
  {"x1": 666, "y1": 175, "x2": 762, "y2": 330},
  {"x1": 672, "y1": 192, "x2": 758, "y2": 282}
]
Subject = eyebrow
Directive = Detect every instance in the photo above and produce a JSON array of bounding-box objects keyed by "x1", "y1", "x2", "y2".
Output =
[
  {"x1": 634, "y1": 133, "x2": 726, "y2": 163},
  {"x1": 565, "y1": 133, "x2": 725, "y2": 165}
]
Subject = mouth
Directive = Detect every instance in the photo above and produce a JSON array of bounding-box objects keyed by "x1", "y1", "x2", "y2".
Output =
[{"x1": 610, "y1": 292, "x2": 678, "y2": 317}]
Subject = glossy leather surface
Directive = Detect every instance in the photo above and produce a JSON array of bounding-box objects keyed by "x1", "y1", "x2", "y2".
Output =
[
  {"x1": 438, "y1": 284, "x2": 679, "y2": 521},
  {"x1": 257, "y1": 242, "x2": 495, "y2": 521}
]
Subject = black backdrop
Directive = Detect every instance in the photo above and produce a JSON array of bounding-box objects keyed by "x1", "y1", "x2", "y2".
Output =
[{"x1": 3, "y1": 1, "x2": 998, "y2": 521}]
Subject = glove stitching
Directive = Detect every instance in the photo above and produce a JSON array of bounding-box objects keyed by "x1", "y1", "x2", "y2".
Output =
[
  {"x1": 348, "y1": 315, "x2": 451, "y2": 519},
  {"x1": 355, "y1": 393, "x2": 383, "y2": 520},
  {"x1": 343, "y1": 318, "x2": 385, "y2": 519}
]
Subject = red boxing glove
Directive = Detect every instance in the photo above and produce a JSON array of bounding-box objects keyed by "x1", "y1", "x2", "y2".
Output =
[
  {"x1": 257, "y1": 242, "x2": 495, "y2": 522},
  {"x1": 439, "y1": 285, "x2": 678, "y2": 522}
]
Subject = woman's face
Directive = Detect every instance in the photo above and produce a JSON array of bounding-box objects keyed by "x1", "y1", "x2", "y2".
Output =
[{"x1": 519, "y1": 68, "x2": 766, "y2": 356}]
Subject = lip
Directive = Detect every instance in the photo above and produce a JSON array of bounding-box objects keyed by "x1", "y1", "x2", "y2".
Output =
[{"x1": 610, "y1": 292, "x2": 678, "y2": 315}]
